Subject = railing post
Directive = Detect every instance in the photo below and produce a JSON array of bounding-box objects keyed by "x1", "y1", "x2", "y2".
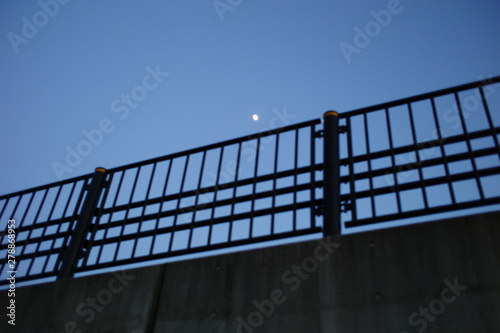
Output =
[
  {"x1": 57, "y1": 167, "x2": 107, "y2": 280},
  {"x1": 323, "y1": 111, "x2": 341, "y2": 237}
]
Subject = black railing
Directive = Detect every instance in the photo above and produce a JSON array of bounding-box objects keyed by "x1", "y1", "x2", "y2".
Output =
[
  {"x1": 1, "y1": 76, "x2": 499, "y2": 286},
  {"x1": 337, "y1": 76, "x2": 500, "y2": 228},
  {"x1": 1, "y1": 119, "x2": 324, "y2": 285}
]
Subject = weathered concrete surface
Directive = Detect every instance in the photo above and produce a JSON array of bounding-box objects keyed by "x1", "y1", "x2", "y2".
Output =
[
  {"x1": 1, "y1": 211, "x2": 499, "y2": 332},
  {"x1": 152, "y1": 211, "x2": 500, "y2": 332},
  {"x1": 0, "y1": 265, "x2": 164, "y2": 333}
]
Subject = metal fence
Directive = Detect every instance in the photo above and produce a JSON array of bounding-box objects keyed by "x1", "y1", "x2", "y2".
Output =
[
  {"x1": 335, "y1": 76, "x2": 500, "y2": 228},
  {"x1": 0, "y1": 119, "x2": 324, "y2": 285},
  {"x1": 1, "y1": 76, "x2": 499, "y2": 286}
]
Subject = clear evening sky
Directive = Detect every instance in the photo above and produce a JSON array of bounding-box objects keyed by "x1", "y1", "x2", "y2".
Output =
[{"x1": 1, "y1": 0, "x2": 499, "y2": 195}]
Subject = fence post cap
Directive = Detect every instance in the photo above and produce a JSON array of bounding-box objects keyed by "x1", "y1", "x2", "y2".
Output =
[
  {"x1": 95, "y1": 167, "x2": 107, "y2": 173},
  {"x1": 324, "y1": 111, "x2": 339, "y2": 118}
]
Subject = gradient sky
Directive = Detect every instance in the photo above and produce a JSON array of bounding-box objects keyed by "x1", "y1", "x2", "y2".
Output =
[{"x1": 1, "y1": 0, "x2": 500, "y2": 196}]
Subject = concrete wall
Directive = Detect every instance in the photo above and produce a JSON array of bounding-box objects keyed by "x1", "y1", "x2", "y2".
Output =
[{"x1": 1, "y1": 211, "x2": 499, "y2": 332}]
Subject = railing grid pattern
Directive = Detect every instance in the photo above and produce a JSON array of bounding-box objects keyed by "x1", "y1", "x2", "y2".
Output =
[{"x1": 1, "y1": 76, "x2": 499, "y2": 286}]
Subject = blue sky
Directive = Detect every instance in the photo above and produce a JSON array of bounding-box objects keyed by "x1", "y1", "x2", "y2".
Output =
[{"x1": 1, "y1": 0, "x2": 499, "y2": 195}]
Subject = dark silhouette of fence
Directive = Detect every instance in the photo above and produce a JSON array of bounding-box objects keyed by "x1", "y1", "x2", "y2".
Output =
[{"x1": 1, "y1": 76, "x2": 499, "y2": 286}]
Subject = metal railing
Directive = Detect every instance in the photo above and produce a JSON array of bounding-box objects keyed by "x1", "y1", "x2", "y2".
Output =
[
  {"x1": 1, "y1": 119, "x2": 324, "y2": 285},
  {"x1": 335, "y1": 76, "x2": 500, "y2": 228},
  {"x1": 1, "y1": 76, "x2": 499, "y2": 286}
]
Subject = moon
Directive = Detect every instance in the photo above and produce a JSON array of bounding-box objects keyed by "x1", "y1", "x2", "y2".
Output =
[{"x1": 252, "y1": 114, "x2": 259, "y2": 121}]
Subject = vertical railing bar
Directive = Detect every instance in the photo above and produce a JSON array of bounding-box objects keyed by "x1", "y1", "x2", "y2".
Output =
[
  {"x1": 384, "y1": 108, "x2": 402, "y2": 214},
  {"x1": 22, "y1": 189, "x2": 48, "y2": 276},
  {"x1": 18, "y1": 193, "x2": 35, "y2": 230},
  {"x1": 345, "y1": 116, "x2": 357, "y2": 223},
  {"x1": 0, "y1": 195, "x2": 21, "y2": 273},
  {"x1": 35, "y1": 185, "x2": 63, "y2": 275},
  {"x1": 0, "y1": 200, "x2": 4, "y2": 219},
  {"x1": 23, "y1": 188, "x2": 49, "y2": 278},
  {"x1": 453, "y1": 92, "x2": 485, "y2": 200},
  {"x1": 9, "y1": 196, "x2": 23, "y2": 225},
  {"x1": 112, "y1": 166, "x2": 142, "y2": 262},
  {"x1": 227, "y1": 142, "x2": 243, "y2": 243},
  {"x1": 407, "y1": 103, "x2": 429, "y2": 209},
  {"x1": 132, "y1": 162, "x2": 157, "y2": 255},
  {"x1": 292, "y1": 128, "x2": 299, "y2": 232},
  {"x1": 16, "y1": 192, "x2": 36, "y2": 265},
  {"x1": 41, "y1": 183, "x2": 73, "y2": 275},
  {"x1": 430, "y1": 97, "x2": 456, "y2": 205},
  {"x1": 119, "y1": 166, "x2": 141, "y2": 260},
  {"x1": 363, "y1": 113, "x2": 376, "y2": 218},
  {"x1": 128, "y1": 162, "x2": 158, "y2": 258},
  {"x1": 51, "y1": 181, "x2": 79, "y2": 274},
  {"x1": 144, "y1": 163, "x2": 158, "y2": 209},
  {"x1": 0, "y1": 196, "x2": 18, "y2": 247},
  {"x1": 1, "y1": 197, "x2": 18, "y2": 226},
  {"x1": 25, "y1": 190, "x2": 49, "y2": 265},
  {"x1": 248, "y1": 137, "x2": 261, "y2": 238},
  {"x1": 168, "y1": 155, "x2": 191, "y2": 253},
  {"x1": 130, "y1": 167, "x2": 142, "y2": 199},
  {"x1": 309, "y1": 125, "x2": 317, "y2": 228},
  {"x1": 207, "y1": 148, "x2": 224, "y2": 246},
  {"x1": 0, "y1": 197, "x2": 6, "y2": 259},
  {"x1": 0, "y1": 196, "x2": 11, "y2": 222},
  {"x1": 149, "y1": 159, "x2": 173, "y2": 256},
  {"x1": 44, "y1": 186, "x2": 63, "y2": 221},
  {"x1": 270, "y1": 132, "x2": 280, "y2": 235},
  {"x1": 95, "y1": 171, "x2": 123, "y2": 265},
  {"x1": 187, "y1": 152, "x2": 207, "y2": 249},
  {"x1": 0, "y1": 197, "x2": 11, "y2": 270}
]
